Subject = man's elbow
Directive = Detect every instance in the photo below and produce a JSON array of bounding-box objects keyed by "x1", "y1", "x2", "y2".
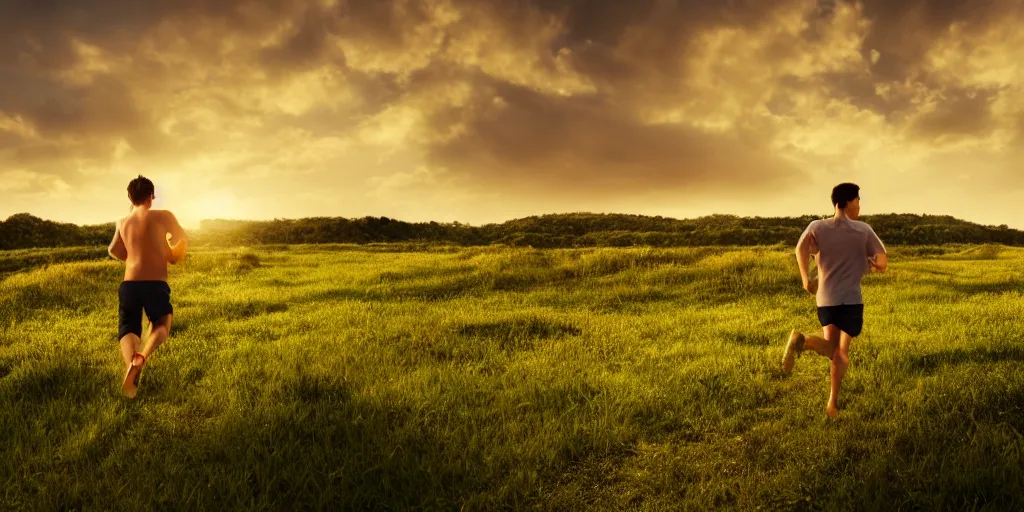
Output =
[
  {"x1": 171, "y1": 238, "x2": 189, "y2": 251},
  {"x1": 170, "y1": 232, "x2": 189, "y2": 245}
]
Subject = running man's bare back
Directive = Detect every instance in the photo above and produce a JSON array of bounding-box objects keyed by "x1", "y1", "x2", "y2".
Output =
[{"x1": 109, "y1": 208, "x2": 186, "y2": 281}]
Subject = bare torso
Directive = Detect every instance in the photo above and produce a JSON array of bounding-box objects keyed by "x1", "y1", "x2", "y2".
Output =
[{"x1": 120, "y1": 208, "x2": 172, "y2": 281}]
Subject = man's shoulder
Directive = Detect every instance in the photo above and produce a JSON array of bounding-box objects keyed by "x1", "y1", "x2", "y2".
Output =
[
  {"x1": 806, "y1": 219, "x2": 828, "y2": 230},
  {"x1": 849, "y1": 219, "x2": 876, "y2": 232},
  {"x1": 150, "y1": 209, "x2": 179, "y2": 220}
]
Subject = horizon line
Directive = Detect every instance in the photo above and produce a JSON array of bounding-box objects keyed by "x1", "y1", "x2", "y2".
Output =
[{"x1": 3, "y1": 210, "x2": 1019, "y2": 231}]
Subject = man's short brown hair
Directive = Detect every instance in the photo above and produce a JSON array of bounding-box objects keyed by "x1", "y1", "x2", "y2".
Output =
[
  {"x1": 127, "y1": 175, "x2": 155, "y2": 205},
  {"x1": 831, "y1": 182, "x2": 859, "y2": 209}
]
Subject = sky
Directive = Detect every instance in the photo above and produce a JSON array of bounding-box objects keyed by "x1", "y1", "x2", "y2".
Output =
[{"x1": 1, "y1": 0, "x2": 1022, "y2": 228}]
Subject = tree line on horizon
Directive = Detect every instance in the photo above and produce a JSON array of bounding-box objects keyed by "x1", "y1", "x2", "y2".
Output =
[{"x1": 2, "y1": 212, "x2": 1023, "y2": 251}]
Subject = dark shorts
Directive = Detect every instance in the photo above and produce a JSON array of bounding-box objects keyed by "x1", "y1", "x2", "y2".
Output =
[
  {"x1": 118, "y1": 281, "x2": 173, "y2": 340},
  {"x1": 817, "y1": 304, "x2": 864, "y2": 338}
]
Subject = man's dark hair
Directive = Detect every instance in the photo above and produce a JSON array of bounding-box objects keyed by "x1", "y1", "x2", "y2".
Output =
[
  {"x1": 127, "y1": 175, "x2": 155, "y2": 205},
  {"x1": 831, "y1": 182, "x2": 859, "y2": 209}
]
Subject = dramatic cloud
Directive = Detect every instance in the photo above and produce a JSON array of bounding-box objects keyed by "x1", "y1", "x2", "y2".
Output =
[
  {"x1": 422, "y1": 77, "x2": 804, "y2": 197},
  {"x1": 1, "y1": 0, "x2": 1023, "y2": 227}
]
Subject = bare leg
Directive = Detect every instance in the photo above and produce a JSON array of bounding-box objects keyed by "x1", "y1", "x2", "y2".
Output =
[
  {"x1": 140, "y1": 314, "x2": 172, "y2": 362},
  {"x1": 783, "y1": 325, "x2": 841, "y2": 372},
  {"x1": 827, "y1": 330, "x2": 853, "y2": 418},
  {"x1": 120, "y1": 332, "x2": 146, "y2": 398},
  {"x1": 805, "y1": 325, "x2": 841, "y2": 358},
  {"x1": 121, "y1": 315, "x2": 170, "y2": 398},
  {"x1": 119, "y1": 334, "x2": 141, "y2": 367}
]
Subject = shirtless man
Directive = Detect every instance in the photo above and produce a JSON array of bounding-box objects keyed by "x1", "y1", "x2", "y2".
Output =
[
  {"x1": 108, "y1": 175, "x2": 188, "y2": 398},
  {"x1": 782, "y1": 183, "x2": 887, "y2": 418}
]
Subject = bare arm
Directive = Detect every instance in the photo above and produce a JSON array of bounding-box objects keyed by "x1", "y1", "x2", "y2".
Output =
[
  {"x1": 108, "y1": 220, "x2": 127, "y2": 261},
  {"x1": 165, "y1": 211, "x2": 187, "y2": 245},
  {"x1": 870, "y1": 252, "x2": 888, "y2": 273},
  {"x1": 795, "y1": 225, "x2": 818, "y2": 294},
  {"x1": 796, "y1": 242, "x2": 812, "y2": 284},
  {"x1": 866, "y1": 226, "x2": 887, "y2": 273},
  {"x1": 165, "y1": 211, "x2": 189, "y2": 264}
]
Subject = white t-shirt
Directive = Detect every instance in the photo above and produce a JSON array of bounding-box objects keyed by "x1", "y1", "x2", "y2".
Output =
[{"x1": 797, "y1": 217, "x2": 887, "y2": 307}]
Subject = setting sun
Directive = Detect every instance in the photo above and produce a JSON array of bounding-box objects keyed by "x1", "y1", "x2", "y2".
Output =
[{"x1": 177, "y1": 192, "x2": 245, "y2": 229}]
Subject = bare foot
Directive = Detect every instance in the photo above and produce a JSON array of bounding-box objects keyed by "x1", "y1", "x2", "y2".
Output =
[
  {"x1": 121, "y1": 353, "x2": 146, "y2": 399},
  {"x1": 782, "y1": 330, "x2": 805, "y2": 374},
  {"x1": 826, "y1": 403, "x2": 840, "y2": 418}
]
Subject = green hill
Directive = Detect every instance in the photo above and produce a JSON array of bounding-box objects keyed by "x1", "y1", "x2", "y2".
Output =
[{"x1": 3, "y1": 212, "x2": 1023, "y2": 250}]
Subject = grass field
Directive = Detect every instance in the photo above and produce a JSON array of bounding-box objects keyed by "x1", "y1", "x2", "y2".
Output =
[{"x1": 2, "y1": 244, "x2": 1023, "y2": 510}]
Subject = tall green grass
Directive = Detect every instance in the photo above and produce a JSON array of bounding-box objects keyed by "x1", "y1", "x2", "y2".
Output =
[{"x1": 1, "y1": 245, "x2": 1022, "y2": 510}]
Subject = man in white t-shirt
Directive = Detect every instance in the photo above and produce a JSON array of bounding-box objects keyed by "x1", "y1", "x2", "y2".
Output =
[{"x1": 783, "y1": 183, "x2": 887, "y2": 418}]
